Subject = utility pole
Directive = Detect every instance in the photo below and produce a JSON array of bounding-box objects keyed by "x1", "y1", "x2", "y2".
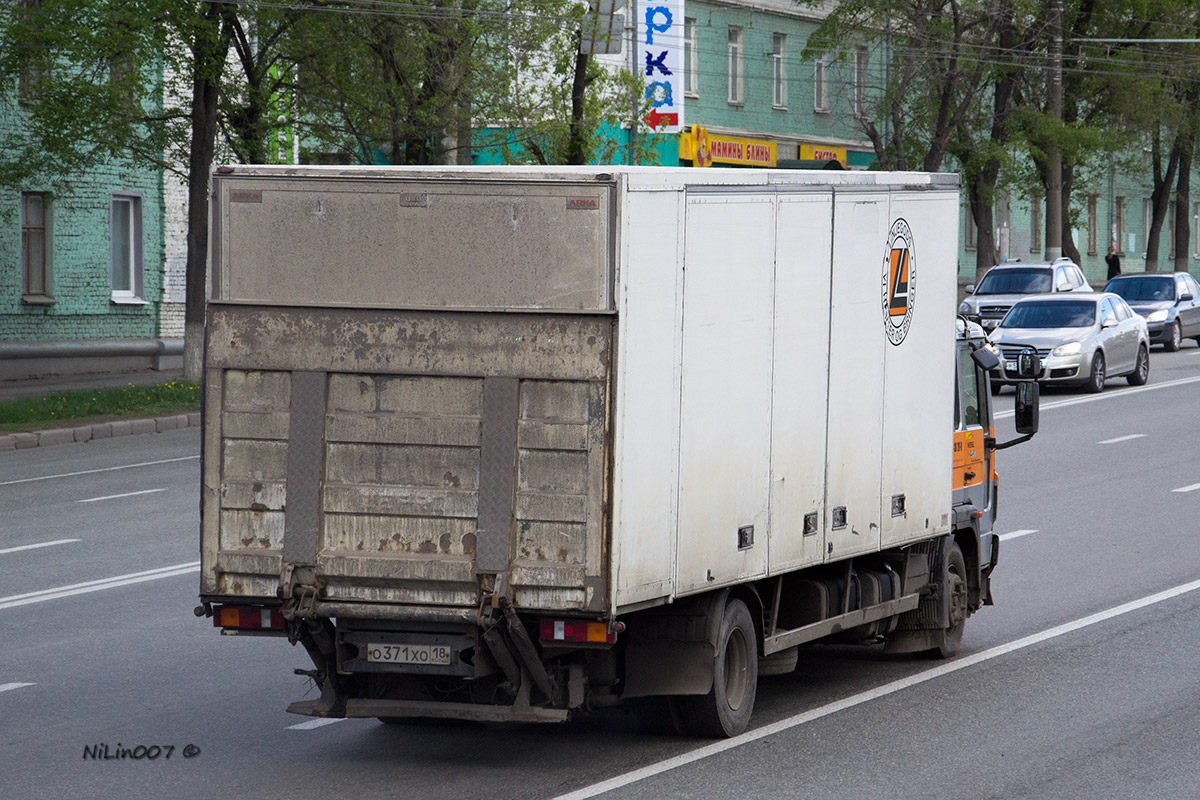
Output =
[
  {"x1": 629, "y1": 0, "x2": 639, "y2": 164},
  {"x1": 1046, "y1": 0, "x2": 1063, "y2": 261}
]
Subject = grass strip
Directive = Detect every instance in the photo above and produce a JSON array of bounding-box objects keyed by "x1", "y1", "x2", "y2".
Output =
[{"x1": 0, "y1": 380, "x2": 201, "y2": 433}]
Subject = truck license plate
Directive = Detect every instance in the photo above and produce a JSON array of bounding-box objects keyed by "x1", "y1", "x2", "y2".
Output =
[
  {"x1": 1005, "y1": 361, "x2": 1016, "y2": 371},
  {"x1": 365, "y1": 643, "x2": 453, "y2": 666}
]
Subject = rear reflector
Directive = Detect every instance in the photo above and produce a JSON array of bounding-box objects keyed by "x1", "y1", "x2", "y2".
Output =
[
  {"x1": 214, "y1": 606, "x2": 285, "y2": 631},
  {"x1": 539, "y1": 618, "x2": 617, "y2": 644}
]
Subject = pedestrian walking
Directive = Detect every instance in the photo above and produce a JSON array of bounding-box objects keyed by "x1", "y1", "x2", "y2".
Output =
[{"x1": 1106, "y1": 245, "x2": 1121, "y2": 280}]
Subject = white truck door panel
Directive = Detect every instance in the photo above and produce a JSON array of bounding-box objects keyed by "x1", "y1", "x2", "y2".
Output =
[
  {"x1": 769, "y1": 193, "x2": 833, "y2": 573},
  {"x1": 676, "y1": 194, "x2": 775, "y2": 594},
  {"x1": 824, "y1": 193, "x2": 886, "y2": 561},
  {"x1": 879, "y1": 193, "x2": 955, "y2": 548}
]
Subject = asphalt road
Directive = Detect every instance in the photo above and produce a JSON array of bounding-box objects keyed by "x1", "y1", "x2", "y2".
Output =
[{"x1": 2, "y1": 342, "x2": 1199, "y2": 800}]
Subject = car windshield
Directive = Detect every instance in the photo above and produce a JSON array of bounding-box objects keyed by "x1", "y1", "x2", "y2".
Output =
[
  {"x1": 1104, "y1": 276, "x2": 1174, "y2": 301},
  {"x1": 975, "y1": 268, "x2": 1053, "y2": 295},
  {"x1": 1001, "y1": 301, "x2": 1096, "y2": 329}
]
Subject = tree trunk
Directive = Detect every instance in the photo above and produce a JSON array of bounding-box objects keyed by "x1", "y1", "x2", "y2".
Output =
[
  {"x1": 1175, "y1": 135, "x2": 1192, "y2": 271},
  {"x1": 183, "y1": 3, "x2": 232, "y2": 383},
  {"x1": 1060, "y1": 164, "x2": 1080, "y2": 266},
  {"x1": 1146, "y1": 132, "x2": 1181, "y2": 272},
  {"x1": 566, "y1": 48, "x2": 589, "y2": 166}
]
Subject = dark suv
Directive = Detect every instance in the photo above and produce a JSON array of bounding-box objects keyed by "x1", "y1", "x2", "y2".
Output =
[{"x1": 958, "y1": 259, "x2": 1093, "y2": 332}]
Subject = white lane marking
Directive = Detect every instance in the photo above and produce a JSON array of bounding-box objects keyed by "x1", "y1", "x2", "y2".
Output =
[
  {"x1": 1172, "y1": 483, "x2": 1200, "y2": 493},
  {"x1": 0, "y1": 562, "x2": 200, "y2": 611},
  {"x1": 551, "y1": 576, "x2": 1200, "y2": 800},
  {"x1": 995, "y1": 374, "x2": 1200, "y2": 419},
  {"x1": 0, "y1": 682, "x2": 35, "y2": 694},
  {"x1": 999, "y1": 529, "x2": 1038, "y2": 541},
  {"x1": 1097, "y1": 434, "x2": 1147, "y2": 444},
  {"x1": 0, "y1": 538, "x2": 81, "y2": 555},
  {"x1": 0, "y1": 456, "x2": 198, "y2": 487},
  {"x1": 287, "y1": 718, "x2": 349, "y2": 731},
  {"x1": 77, "y1": 488, "x2": 166, "y2": 504}
]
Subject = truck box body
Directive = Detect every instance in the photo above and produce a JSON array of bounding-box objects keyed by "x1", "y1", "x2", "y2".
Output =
[{"x1": 200, "y1": 166, "x2": 959, "y2": 625}]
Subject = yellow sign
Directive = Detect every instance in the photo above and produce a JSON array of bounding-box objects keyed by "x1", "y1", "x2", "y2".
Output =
[
  {"x1": 800, "y1": 144, "x2": 847, "y2": 166},
  {"x1": 680, "y1": 126, "x2": 776, "y2": 168}
]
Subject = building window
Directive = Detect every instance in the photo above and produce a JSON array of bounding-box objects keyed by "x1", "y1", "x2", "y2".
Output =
[
  {"x1": 17, "y1": 0, "x2": 45, "y2": 106},
  {"x1": 727, "y1": 27, "x2": 743, "y2": 105},
  {"x1": 965, "y1": 206, "x2": 977, "y2": 251},
  {"x1": 1115, "y1": 196, "x2": 1126, "y2": 255},
  {"x1": 772, "y1": 34, "x2": 787, "y2": 108},
  {"x1": 110, "y1": 193, "x2": 144, "y2": 302},
  {"x1": 854, "y1": 45, "x2": 869, "y2": 118},
  {"x1": 814, "y1": 54, "x2": 828, "y2": 112},
  {"x1": 683, "y1": 18, "x2": 698, "y2": 97},
  {"x1": 21, "y1": 192, "x2": 51, "y2": 300},
  {"x1": 1087, "y1": 195, "x2": 1098, "y2": 255},
  {"x1": 1030, "y1": 198, "x2": 1042, "y2": 253}
]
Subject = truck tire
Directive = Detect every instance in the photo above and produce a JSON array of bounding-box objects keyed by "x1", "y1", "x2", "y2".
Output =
[
  {"x1": 919, "y1": 542, "x2": 967, "y2": 659},
  {"x1": 675, "y1": 598, "x2": 758, "y2": 738}
]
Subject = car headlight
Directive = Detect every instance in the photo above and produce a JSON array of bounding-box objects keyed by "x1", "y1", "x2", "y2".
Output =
[
  {"x1": 1051, "y1": 341, "x2": 1082, "y2": 357},
  {"x1": 1146, "y1": 310, "x2": 1168, "y2": 322},
  {"x1": 982, "y1": 342, "x2": 999, "y2": 354},
  {"x1": 958, "y1": 301, "x2": 973, "y2": 314}
]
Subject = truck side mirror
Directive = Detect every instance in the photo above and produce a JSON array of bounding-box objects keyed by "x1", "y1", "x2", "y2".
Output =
[
  {"x1": 970, "y1": 344, "x2": 999, "y2": 371},
  {"x1": 1014, "y1": 380, "x2": 1039, "y2": 435},
  {"x1": 965, "y1": 284, "x2": 976, "y2": 295}
]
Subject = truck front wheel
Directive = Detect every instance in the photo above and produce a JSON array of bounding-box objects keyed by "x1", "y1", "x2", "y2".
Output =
[
  {"x1": 675, "y1": 598, "x2": 758, "y2": 737},
  {"x1": 920, "y1": 543, "x2": 968, "y2": 659}
]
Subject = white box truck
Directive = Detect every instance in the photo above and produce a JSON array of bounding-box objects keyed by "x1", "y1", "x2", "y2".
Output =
[{"x1": 197, "y1": 165, "x2": 1037, "y2": 737}]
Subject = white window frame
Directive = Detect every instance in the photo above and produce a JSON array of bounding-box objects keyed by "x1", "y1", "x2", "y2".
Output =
[
  {"x1": 1193, "y1": 202, "x2": 1200, "y2": 258},
  {"x1": 684, "y1": 18, "x2": 698, "y2": 97},
  {"x1": 1142, "y1": 198, "x2": 1153, "y2": 258},
  {"x1": 727, "y1": 26, "x2": 743, "y2": 105},
  {"x1": 854, "y1": 45, "x2": 869, "y2": 118},
  {"x1": 110, "y1": 192, "x2": 145, "y2": 303},
  {"x1": 814, "y1": 54, "x2": 829, "y2": 113},
  {"x1": 772, "y1": 33, "x2": 786, "y2": 109},
  {"x1": 1116, "y1": 196, "x2": 1126, "y2": 255}
]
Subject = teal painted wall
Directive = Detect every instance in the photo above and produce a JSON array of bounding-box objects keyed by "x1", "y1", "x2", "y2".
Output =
[{"x1": 1, "y1": 93, "x2": 165, "y2": 344}]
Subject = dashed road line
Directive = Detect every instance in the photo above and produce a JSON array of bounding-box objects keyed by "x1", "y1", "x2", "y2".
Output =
[
  {"x1": 0, "y1": 538, "x2": 80, "y2": 555},
  {"x1": 77, "y1": 488, "x2": 166, "y2": 504},
  {"x1": 0, "y1": 683, "x2": 36, "y2": 694},
  {"x1": 999, "y1": 529, "x2": 1038, "y2": 541},
  {"x1": 287, "y1": 718, "x2": 349, "y2": 731},
  {"x1": 1098, "y1": 434, "x2": 1146, "y2": 444},
  {"x1": 1172, "y1": 483, "x2": 1200, "y2": 494}
]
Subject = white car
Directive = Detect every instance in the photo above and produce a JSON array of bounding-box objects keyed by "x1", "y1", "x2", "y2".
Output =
[{"x1": 987, "y1": 293, "x2": 1149, "y2": 393}]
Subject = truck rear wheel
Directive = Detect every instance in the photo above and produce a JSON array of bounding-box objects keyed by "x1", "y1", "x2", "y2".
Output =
[{"x1": 675, "y1": 598, "x2": 757, "y2": 738}]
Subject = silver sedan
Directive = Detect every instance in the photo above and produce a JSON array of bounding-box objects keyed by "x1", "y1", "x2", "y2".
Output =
[{"x1": 986, "y1": 293, "x2": 1150, "y2": 393}]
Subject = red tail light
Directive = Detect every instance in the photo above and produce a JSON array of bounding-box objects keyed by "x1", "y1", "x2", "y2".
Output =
[
  {"x1": 539, "y1": 618, "x2": 620, "y2": 644},
  {"x1": 214, "y1": 606, "x2": 285, "y2": 631}
]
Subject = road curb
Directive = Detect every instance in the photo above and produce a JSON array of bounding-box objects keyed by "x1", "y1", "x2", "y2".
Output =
[{"x1": 0, "y1": 412, "x2": 201, "y2": 453}]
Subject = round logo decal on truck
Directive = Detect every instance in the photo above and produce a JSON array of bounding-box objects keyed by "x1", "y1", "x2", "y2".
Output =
[{"x1": 882, "y1": 218, "x2": 915, "y2": 345}]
